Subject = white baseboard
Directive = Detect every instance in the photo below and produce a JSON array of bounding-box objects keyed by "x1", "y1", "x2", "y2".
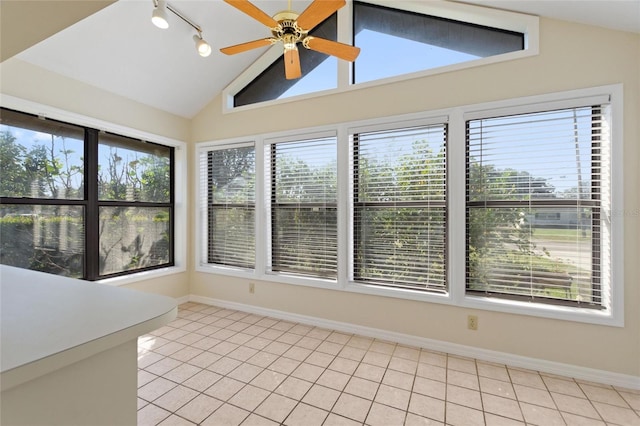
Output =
[
  {"x1": 175, "y1": 295, "x2": 191, "y2": 305},
  {"x1": 188, "y1": 294, "x2": 640, "y2": 390}
]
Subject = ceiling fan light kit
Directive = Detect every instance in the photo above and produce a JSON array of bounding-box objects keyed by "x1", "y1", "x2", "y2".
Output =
[
  {"x1": 151, "y1": 0, "x2": 211, "y2": 57},
  {"x1": 221, "y1": 0, "x2": 361, "y2": 80}
]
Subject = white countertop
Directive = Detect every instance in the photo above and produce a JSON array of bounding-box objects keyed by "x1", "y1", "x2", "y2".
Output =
[{"x1": 0, "y1": 265, "x2": 177, "y2": 391}]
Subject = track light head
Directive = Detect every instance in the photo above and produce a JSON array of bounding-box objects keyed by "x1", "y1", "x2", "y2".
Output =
[
  {"x1": 193, "y1": 34, "x2": 212, "y2": 57},
  {"x1": 151, "y1": 0, "x2": 169, "y2": 29}
]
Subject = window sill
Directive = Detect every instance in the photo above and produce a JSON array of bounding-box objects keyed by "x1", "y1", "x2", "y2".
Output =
[
  {"x1": 98, "y1": 265, "x2": 186, "y2": 287},
  {"x1": 460, "y1": 294, "x2": 622, "y2": 327}
]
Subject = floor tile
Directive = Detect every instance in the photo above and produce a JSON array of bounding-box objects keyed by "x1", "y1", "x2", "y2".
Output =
[
  {"x1": 344, "y1": 376, "x2": 380, "y2": 400},
  {"x1": 551, "y1": 391, "x2": 600, "y2": 419},
  {"x1": 153, "y1": 384, "x2": 199, "y2": 412},
  {"x1": 201, "y1": 403, "x2": 250, "y2": 426},
  {"x1": 332, "y1": 393, "x2": 373, "y2": 423},
  {"x1": 513, "y1": 383, "x2": 556, "y2": 408},
  {"x1": 302, "y1": 384, "x2": 341, "y2": 411},
  {"x1": 365, "y1": 401, "x2": 406, "y2": 426},
  {"x1": 175, "y1": 393, "x2": 223, "y2": 424},
  {"x1": 375, "y1": 383, "x2": 411, "y2": 410},
  {"x1": 227, "y1": 384, "x2": 270, "y2": 411},
  {"x1": 520, "y1": 402, "x2": 566, "y2": 425},
  {"x1": 592, "y1": 401, "x2": 640, "y2": 425},
  {"x1": 482, "y1": 392, "x2": 524, "y2": 421},
  {"x1": 138, "y1": 403, "x2": 171, "y2": 426},
  {"x1": 254, "y1": 393, "x2": 297, "y2": 423},
  {"x1": 157, "y1": 413, "x2": 197, "y2": 426},
  {"x1": 285, "y1": 403, "x2": 329, "y2": 426},
  {"x1": 445, "y1": 401, "x2": 485, "y2": 426}
]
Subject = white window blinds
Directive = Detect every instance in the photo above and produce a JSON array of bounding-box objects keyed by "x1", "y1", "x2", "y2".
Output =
[
  {"x1": 269, "y1": 136, "x2": 337, "y2": 278},
  {"x1": 466, "y1": 104, "x2": 611, "y2": 306},
  {"x1": 352, "y1": 124, "x2": 447, "y2": 292},
  {"x1": 202, "y1": 145, "x2": 255, "y2": 269}
]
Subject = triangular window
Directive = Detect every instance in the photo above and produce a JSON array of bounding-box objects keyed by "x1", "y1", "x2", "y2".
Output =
[
  {"x1": 234, "y1": 14, "x2": 338, "y2": 108},
  {"x1": 226, "y1": 1, "x2": 534, "y2": 110}
]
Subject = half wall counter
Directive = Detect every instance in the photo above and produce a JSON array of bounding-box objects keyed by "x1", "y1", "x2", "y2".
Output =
[{"x1": 0, "y1": 265, "x2": 177, "y2": 425}]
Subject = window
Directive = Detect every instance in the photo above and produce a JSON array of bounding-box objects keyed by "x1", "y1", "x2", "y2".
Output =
[
  {"x1": 466, "y1": 103, "x2": 611, "y2": 307},
  {"x1": 269, "y1": 135, "x2": 337, "y2": 278},
  {"x1": 0, "y1": 108, "x2": 174, "y2": 280},
  {"x1": 351, "y1": 124, "x2": 447, "y2": 292},
  {"x1": 198, "y1": 85, "x2": 621, "y2": 325},
  {"x1": 200, "y1": 144, "x2": 256, "y2": 269},
  {"x1": 223, "y1": 1, "x2": 536, "y2": 110},
  {"x1": 97, "y1": 133, "x2": 173, "y2": 276},
  {"x1": 353, "y1": 1, "x2": 524, "y2": 84}
]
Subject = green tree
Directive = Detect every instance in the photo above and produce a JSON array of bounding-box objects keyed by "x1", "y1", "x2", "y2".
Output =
[{"x1": 0, "y1": 131, "x2": 29, "y2": 196}]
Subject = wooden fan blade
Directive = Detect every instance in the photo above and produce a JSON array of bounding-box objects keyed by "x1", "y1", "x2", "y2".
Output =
[
  {"x1": 284, "y1": 48, "x2": 302, "y2": 80},
  {"x1": 220, "y1": 38, "x2": 274, "y2": 55},
  {"x1": 223, "y1": 0, "x2": 278, "y2": 28},
  {"x1": 304, "y1": 37, "x2": 360, "y2": 62},
  {"x1": 296, "y1": 0, "x2": 345, "y2": 31}
]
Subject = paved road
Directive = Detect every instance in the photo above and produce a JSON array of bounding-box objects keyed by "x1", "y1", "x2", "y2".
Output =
[{"x1": 531, "y1": 238, "x2": 591, "y2": 272}]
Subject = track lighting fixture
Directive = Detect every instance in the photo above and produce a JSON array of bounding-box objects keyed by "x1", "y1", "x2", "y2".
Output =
[
  {"x1": 151, "y1": 0, "x2": 169, "y2": 29},
  {"x1": 194, "y1": 33, "x2": 212, "y2": 57},
  {"x1": 151, "y1": 0, "x2": 211, "y2": 58}
]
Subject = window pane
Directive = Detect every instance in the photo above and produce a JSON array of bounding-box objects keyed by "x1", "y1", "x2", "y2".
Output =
[
  {"x1": 0, "y1": 109, "x2": 84, "y2": 199},
  {"x1": 273, "y1": 207, "x2": 337, "y2": 276},
  {"x1": 353, "y1": 125, "x2": 447, "y2": 292},
  {"x1": 467, "y1": 207, "x2": 596, "y2": 303},
  {"x1": 99, "y1": 206, "x2": 171, "y2": 275},
  {"x1": 356, "y1": 206, "x2": 446, "y2": 290},
  {"x1": 0, "y1": 204, "x2": 84, "y2": 278},
  {"x1": 271, "y1": 136, "x2": 337, "y2": 277},
  {"x1": 353, "y1": 1, "x2": 524, "y2": 84},
  {"x1": 466, "y1": 105, "x2": 608, "y2": 306},
  {"x1": 467, "y1": 107, "x2": 598, "y2": 202},
  {"x1": 206, "y1": 146, "x2": 255, "y2": 269},
  {"x1": 209, "y1": 208, "x2": 255, "y2": 268},
  {"x1": 98, "y1": 133, "x2": 171, "y2": 202}
]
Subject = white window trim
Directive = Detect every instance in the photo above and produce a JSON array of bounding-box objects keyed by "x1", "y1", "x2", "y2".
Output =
[
  {"x1": 221, "y1": 0, "x2": 539, "y2": 114},
  {"x1": 196, "y1": 84, "x2": 624, "y2": 327},
  {"x1": 0, "y1": 94, "x2": 189, "y2": 286}
]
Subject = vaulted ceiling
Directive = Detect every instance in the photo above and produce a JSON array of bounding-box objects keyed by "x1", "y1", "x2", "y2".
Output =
[{"x1": 2, "y1": 0, "x2": 639, "y2": 119}]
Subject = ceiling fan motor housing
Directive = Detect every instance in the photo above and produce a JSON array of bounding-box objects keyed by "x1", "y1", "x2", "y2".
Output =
[{"x1": 272, "y1": 11, "x2": 307, "y2": 44}]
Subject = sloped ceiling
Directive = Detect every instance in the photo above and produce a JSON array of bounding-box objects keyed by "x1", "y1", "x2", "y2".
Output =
[{"x1": 3, "y1": 0, "x2": 639, "y2": 119}]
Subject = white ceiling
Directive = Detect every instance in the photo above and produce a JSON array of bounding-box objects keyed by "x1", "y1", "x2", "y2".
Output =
[{"x1": 15, "y1": 0, "x2": 640, "y2": 119}]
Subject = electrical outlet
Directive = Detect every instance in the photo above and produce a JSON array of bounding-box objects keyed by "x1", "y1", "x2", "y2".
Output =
[
  {"x1": 249, "y1": 282, "x2": 255, "y2": 294},
  {"x1": 467, "y1": 315, "x2": 478, "y2": 330}
]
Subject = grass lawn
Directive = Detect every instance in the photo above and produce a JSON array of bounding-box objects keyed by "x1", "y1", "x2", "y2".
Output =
[{"x1": 532, "y1": 227, "x2": 591, "y2": 242}]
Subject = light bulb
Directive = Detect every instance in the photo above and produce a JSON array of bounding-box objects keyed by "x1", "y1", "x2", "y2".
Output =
[
  {"x1": 194, "y1": 35, "x2": 212, "y2": 57},
  {"x1": 283, "y1": 34, "x2": 297, "y2": 51}
]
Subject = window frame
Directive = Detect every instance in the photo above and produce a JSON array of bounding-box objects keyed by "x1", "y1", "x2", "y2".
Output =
[
  {"x1": 1, "y1": 95, "x2": 187, "y2": 286},
  {"x1": 221, "y1": 0, "x2": 539, "y2": 113},
  {"x1": 266, "y1": 133, "x2": 339, "y2": 280},
  {"x1": 196, "y1": 84, "x2": 623, "y2": 327},
  {"x1": 348, "y1": 118, "x2": 449, "y2": 294},
  {"x1": 199, "y1": 142, "x2": 257, "y2": 271}
]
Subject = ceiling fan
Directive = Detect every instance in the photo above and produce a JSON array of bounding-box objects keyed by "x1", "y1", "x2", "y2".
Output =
[{"x1": 220, "y1": 0, "x2": 361, "y2": 80}]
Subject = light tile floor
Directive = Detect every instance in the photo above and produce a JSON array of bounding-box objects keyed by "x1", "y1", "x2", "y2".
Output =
[{"x1": 138, "y1": 302, "x2": 640, "y2": 426}]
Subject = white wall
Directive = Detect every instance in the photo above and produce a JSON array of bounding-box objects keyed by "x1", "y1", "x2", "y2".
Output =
[{"x1": 190, "y1": 18, "x2": 640, "y2": 378}]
